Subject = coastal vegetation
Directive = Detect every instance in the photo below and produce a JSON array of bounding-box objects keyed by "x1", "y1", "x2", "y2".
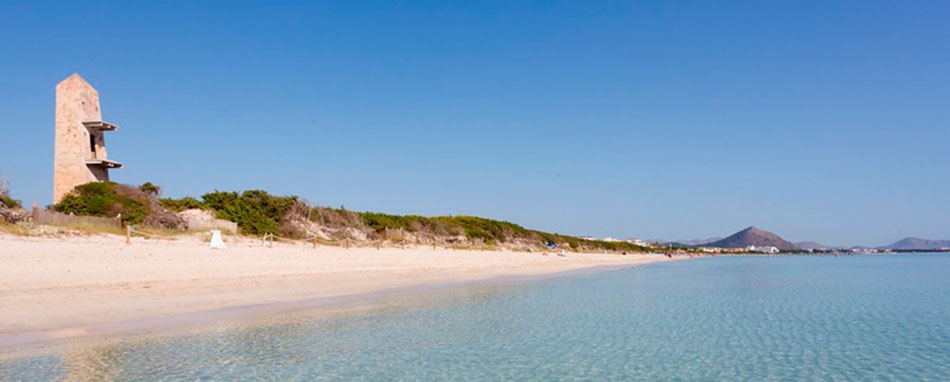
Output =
[
  {"x1": 196, "y1": 190, "x2": 297, "y2": 236},
  {"x1": 53, "y1": 182, "x2": 185, "y2": 229},
  {"x1": 0, "y1": 169, "x2": 20, "y2": 209},
  {"x1": 158, "y1": 196, "x2": 206, "y2": 212},
  {"x1": 45, "y1": 181, "x2": 655, "y2": 252},
  {"x1": 12, "y1": 186, "x2": 946, "y2": 254},
  {"x1": 53, "y1": 182, "x2": 150, "y2": 225},
  {"x1": 360, "y1": 213, "x2": 534, "y2": 243},
  {"x1": 170, "y1": 190, "x2": 651, "y2": 251},
  {"x1": 0, "y1": 221, "x2": 30, "y2": 235},
  {"x1": 0, "y1": 195, "x2": 19, "y2": 210}
]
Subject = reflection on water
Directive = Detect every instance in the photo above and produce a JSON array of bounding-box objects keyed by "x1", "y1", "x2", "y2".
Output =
[{"x1": 2, "y1": 255, "x2": 950, "y2": 381}]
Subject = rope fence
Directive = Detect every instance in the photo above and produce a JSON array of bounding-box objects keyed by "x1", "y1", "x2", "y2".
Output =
[
  {"x1": 125, "y1": 225, "x2": 182, "y2": 244},
  {"x1": 122, "y1": 227, "x2": 500, "y2": 252},
  {"x1": 258, "y1": 232, "x2": 385, "y2": 249},
  {"x1": 121, "y1": 224, "x2": 384, "y2": 249}
]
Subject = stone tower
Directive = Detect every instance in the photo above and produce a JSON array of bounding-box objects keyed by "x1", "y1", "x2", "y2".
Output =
[{"x1": 53, "y1": 74, "x2": 123, "y2": 203}]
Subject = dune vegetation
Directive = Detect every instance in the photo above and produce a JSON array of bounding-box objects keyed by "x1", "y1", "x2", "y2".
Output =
[
  {"x1": 0, "y1": 170, "x2": 20, "y2": 209},
  {"x1": 46, "y1": 182, "x2": 654, "y2": 252}
]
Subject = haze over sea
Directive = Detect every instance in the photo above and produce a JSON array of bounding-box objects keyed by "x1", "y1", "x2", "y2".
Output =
[{"x1": 2, "y1": 254, "x2": 947, "y2": 381}]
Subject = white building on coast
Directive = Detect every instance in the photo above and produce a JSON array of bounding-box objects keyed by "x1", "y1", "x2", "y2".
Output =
[{"x1": 746, "y1": 245, "x2": 780, "y2": 254}]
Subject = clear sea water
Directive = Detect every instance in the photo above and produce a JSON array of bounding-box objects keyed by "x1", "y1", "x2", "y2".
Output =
[{"x1": 2, "y1": 255, "x2": 949, "y2": 381}]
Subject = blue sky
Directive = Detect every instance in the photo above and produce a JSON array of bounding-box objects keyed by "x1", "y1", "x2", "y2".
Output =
[{"x1": 1, "y1": 1, "x2": 947, "y2": 246}]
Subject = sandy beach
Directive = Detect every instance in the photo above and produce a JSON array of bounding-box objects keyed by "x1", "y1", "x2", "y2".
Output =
[{"x1": 0, "y1": 233, "x2": 672, "y2": 348}]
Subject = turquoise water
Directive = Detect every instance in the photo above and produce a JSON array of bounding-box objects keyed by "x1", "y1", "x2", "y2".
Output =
[{"x1": 3, "y1": 255, "x2": 950, "y2": 381}]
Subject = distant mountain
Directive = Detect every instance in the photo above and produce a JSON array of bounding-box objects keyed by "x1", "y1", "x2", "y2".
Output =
[
  {"x1": 705, "y1": 226, "x2": 797, "y2": 250},
  {"x1": 794, "y1": 241, "x2": 834, "y2": 250},
  {"x1": 675, "y1": 237, "x2": 723, "y2": 246},
  {"x1": 879, "y1": 237, "x2": 950, "y2": 250}
]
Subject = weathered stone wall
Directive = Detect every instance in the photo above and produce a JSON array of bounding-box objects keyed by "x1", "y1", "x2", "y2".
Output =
[{"x1": 53, "y1": 74, "x2": 105, "y2": 203}]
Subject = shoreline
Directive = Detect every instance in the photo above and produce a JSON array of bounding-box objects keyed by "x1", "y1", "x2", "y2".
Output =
[{"x1": 0, "y1": 233, "x2": 676, "y2": 352}]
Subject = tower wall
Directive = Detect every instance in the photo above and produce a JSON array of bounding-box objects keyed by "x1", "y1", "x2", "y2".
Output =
[{"x1": 53, "y1": 74, "x2": 106, "y2": 203}]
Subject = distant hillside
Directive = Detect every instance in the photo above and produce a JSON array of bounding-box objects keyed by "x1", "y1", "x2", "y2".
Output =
[
  {"x1": 674, "y1": 237, "x2": 723, "y2": 246},
  {"x1": 794, "y1": 241, "x2": 834, "y2": 250},
  {"x1": 879, "y1": 237, "x2": 950, "y2": 250},
  {"x1": 705, "y1": 226, "x2": 797, "y2": 250}
]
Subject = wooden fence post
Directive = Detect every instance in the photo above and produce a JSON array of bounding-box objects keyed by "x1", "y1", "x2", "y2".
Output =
[
  {"x1": 32, "y1": 202, "x2": 38, "y2": 222},
  {"x1": 126, "y1": 225, "x2": 132, "y2": 245}
]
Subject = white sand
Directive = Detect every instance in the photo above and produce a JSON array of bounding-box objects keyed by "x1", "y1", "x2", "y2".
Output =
[{"x1": 0, "y1": 233, "x2": 672, "y2": 344}]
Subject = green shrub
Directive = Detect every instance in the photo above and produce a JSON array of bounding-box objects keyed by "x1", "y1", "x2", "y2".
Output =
[
  {"x1": 0, "y1": 169, "x2": 19, "y2": 209},
  {"x1": 201, "y1": 190, "x2": 297, "y2": 235},
  {"x1": 160, "y1": 190, "x2": 300, "y2": 235},
  {"x1": 51, "y1": 182, "x2": 653, "y2": 252},
  {"x1": 362, "y1": 212, "x2": 421, "y2": 232},
  {"x1": 360, "y1": 213, "x2": 542, "y2": 244},
  {"x1": 139, "y1": 182, "x2": 161, "y2": 198},
  {"x1": 0, "y1": 195, "x2": 20, "y2": 209},
  {"x1": 159, "y1": 196, "x2": 206, "y2": 212},
  {"x1": 449, "y1": 216, "x2": 529, "y2": 243},
  {"x1": 53, "y1": 182, "x2": 149, "y2": 225}
]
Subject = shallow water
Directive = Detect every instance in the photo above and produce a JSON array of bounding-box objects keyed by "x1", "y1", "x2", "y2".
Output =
[{"x1": 2, "y1": 255, "x2": 949, "y2": 381}]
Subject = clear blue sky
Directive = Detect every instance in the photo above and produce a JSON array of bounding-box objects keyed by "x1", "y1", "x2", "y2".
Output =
[{"x1": 1, "y1": 1, "x2": 948, "y2": 246}]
